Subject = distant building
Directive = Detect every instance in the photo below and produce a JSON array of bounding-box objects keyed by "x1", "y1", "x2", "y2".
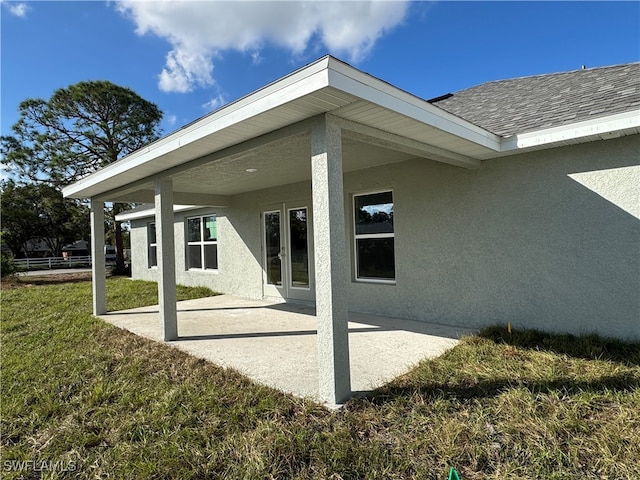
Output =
[{"x1": 62, "y1": 240, "x2": 90, "y2": 259}]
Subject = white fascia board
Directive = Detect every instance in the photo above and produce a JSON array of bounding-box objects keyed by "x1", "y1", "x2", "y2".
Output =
[
  {"x1": 115, "y1": 205, "x2": 201, "y2": 222},
  {"x1": 501, "y1": 110, "x2": 640, "y2": 151},
  {"x1": 63, "y1": 58, "x2": 333, "y2": 199},
  {"x1": 325, "y1": 58, "x2": 502, "y2": 151}
]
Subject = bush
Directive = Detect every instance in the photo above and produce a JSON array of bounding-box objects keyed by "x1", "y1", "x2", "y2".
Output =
[{"x1": 1, "y1": 253, "x2": 18, "y2": 278}]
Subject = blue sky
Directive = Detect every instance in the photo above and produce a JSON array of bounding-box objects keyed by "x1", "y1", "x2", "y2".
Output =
[{"x1": 2, "y1": 1, "x2": 639, "y2": 139}]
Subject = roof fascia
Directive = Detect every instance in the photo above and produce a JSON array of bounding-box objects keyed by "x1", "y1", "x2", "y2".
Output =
[
  {"x1": 63, "y1": 57, "x2": 333, "y2": 199},
  {"x1": 500, "y1": 110, "x2": 640, "y2": 151}
]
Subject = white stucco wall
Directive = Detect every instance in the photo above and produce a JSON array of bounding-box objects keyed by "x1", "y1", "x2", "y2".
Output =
[
  {"x1": 130, "y1": 134, "x2": 640, "y2": 340},
  {"x1": 130, "y1": 183, "x2": 314, "y2": 298},
  {"x1": 347, "y1": 135, "x2": 639, "y2": 340}
]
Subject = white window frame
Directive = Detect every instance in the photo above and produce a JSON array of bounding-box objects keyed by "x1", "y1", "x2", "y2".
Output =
[
  {"x1": 186, "y1": 214, "x2": 218, "y2": 271},
  {"x1": 148, "y1": 222, "x2": 157, "y2": 268},
  {"x1": 353, "y1": 190, "x2": 396, "y2": 284}
]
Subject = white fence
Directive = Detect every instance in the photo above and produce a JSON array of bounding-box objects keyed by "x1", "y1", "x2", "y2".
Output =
[{"x1": 12, "y1": 256, "x2": 93, "y2": 270}]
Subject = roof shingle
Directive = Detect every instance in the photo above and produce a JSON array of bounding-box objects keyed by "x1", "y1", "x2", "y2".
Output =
[{"x1": 430, "y1": 63, "x2": 640, "y2": 137}]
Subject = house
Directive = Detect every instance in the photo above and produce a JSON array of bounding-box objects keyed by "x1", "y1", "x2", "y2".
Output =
[
  {"x1": 62, "y1": 239, "x2": 90, "y2": 259},
  {"x1": 63, "y1": 57, "x2": 640, "y2": 404},
  {"x1": 22, "y1": 239, "x2": 53, "y2": 258}
]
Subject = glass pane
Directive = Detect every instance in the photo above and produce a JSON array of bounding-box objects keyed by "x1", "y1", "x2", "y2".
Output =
[
  {"x1": 148, "y1": 223, "x2": 156, "y2": 244},
  {"x1": 288, "y1": 208, "x2": 309, "y2": 287},
  {"x1": 187, "y1": 218, "x2": 201, "y2": 242},
  {"x1": 357, "y1": 238, "x2": 395, "y2": 280},
  {"x1": 264, "y1": 212, "x2": 282, "y2": 286},
  {"x1": 188, "y1": 244, "x2": 202, "y2": 269},
  {"x1": 355, "y1": 191, "x2": 394, "y2": 235},
  {"x1": 149, "y1": 246, "x2": 157, "y2": 267},
  {"x1": 204, "y1": 215, "x2": 217, "y2": 241},
  {"x1": 204, "y1": 244, "x2": 218, "y2": 270}
]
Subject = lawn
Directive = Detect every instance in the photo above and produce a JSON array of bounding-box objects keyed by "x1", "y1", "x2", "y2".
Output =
[{"x1": 1, "y1": 276, "x2": 639, "y2": 479}]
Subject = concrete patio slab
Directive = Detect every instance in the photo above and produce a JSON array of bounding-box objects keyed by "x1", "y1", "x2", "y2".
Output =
[{"x1": 100, "y1": 295, "x2": 476, "y2": 402}]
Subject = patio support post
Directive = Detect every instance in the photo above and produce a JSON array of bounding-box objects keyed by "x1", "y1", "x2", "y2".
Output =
[
  {"x1": 155, "y1": 178, "x2": 178, "y2": 341},
  {"x1": 311, "y1": 114, "x2": 351, "y2": 405},
  {"x1": 90, "y1": 199, "x2": 106, "y2": 316}
]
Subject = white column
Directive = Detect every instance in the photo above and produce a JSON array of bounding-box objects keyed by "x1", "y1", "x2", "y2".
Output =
[
  {"x1": 155, "y1": 178, "x2": 178, "y2": 341},
  {"x1": 90, "y1": 199, "x2": 106, "y2": 316},
  {"x1": 311, "y1": 114, "x2": 351, "y2": 405}
]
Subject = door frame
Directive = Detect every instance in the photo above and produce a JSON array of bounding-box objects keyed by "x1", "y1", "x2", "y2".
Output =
[{"x1": 261, "y1": 201, "x2": 315, "y2": 302}]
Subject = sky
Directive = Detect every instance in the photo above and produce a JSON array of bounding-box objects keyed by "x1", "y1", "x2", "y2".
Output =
[{"x1": 2, "y1": 1, "x2": 639, "y2": 139}]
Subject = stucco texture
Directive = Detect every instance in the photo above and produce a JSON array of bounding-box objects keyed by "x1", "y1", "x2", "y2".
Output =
[{"x1": 130, "y1": 134, "x2": 640, "y2": 341}]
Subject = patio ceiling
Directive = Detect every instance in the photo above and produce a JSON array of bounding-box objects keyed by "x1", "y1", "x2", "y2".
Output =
[
  {"x1": 98, "y1": 130, "x2": 422, "y2": 204},
  {"x1": 63, "y1": 56, "x2": 498, "y2": 203}
]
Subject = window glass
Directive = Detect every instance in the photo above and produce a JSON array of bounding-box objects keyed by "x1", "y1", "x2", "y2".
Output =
[
  {"x1": 149, "y1": 223, "x2": 157, "y2": 244},
  {"x1": 148, "y1": 223, "x2": 157, "y2": 268},
  {"x1": 204, "y1": 215, "x2": 217, "y2": 241},
  {"x1": 264, "y1": 212, "x2": 282, "y2": 285},
  {"x1": 289, "y1": 208, "x2": 309, "y2": 288},
  {"x1": 204, "y1": 244, "x2": 218, "y2": 270},
  {"x1": 187, "y1": 218, "x2": 201, "y2": 242},
  {"x1": 354, "y1": 191, "x2": 395, "y2": 282},
  {"x1": 356, "y1": 238, "x2": 395, "y2": 279},
  {"x1": 188, "y1": 244, "x2": 202, "y2": 269},
  {"x1": 149, "y1": 246, "x2": 157, "y2": 268},
  {"x1": 355, "y1": 191, "x2": 394, "y2": 235}
]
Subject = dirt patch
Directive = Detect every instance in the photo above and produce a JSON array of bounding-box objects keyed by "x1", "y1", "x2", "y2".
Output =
[{"x1": 2, "y1": 272, "x2": 94, "y2": 290}]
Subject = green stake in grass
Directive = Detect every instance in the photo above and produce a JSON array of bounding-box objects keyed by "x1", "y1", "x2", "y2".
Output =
[{"x1": 448, "y1": 467, "x2": 461, "y2": 480}]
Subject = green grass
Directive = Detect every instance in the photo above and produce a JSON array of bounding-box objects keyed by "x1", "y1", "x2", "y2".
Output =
[{"x1": 2, "y1": 277, "x2": 639, "y2": 479}]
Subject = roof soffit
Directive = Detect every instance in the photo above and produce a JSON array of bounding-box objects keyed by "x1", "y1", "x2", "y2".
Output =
[{"x1": 63, "y1": 57, "x2": 500, "y2": 200}]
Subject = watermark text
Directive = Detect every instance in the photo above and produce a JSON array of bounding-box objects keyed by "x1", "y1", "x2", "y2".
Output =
[{"x1": 2, "y1": 459, "x2": 77, "y2": 473}]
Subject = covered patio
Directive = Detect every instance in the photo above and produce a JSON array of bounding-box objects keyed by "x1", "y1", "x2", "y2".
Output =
[
  {"x1": 64, "y1": 57, "x2": 496, "y2": 406},
  {"x1": 100, "y1": 295, "x2": 476, "y2": 401}
]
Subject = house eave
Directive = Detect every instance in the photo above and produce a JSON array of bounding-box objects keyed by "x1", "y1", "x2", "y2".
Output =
[
  {"x1": 499, "y1": 110, "x2": 640, "y2": 152},
  {"x1": 63, "y1": 56, "x2": 498, "y2": 200}
]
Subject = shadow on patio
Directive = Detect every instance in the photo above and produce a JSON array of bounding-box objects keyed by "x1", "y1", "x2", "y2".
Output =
[{"x1": 100, "y1": 295, "x2": 476, "y2": 401}]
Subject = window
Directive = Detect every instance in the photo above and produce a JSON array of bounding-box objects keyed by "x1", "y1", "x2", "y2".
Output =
[
  {"x1": 148, "y1": 222, "x2": 157, "y2": 268},
  {"x1": 354, "y1": 191, "x2": 395, "y2": 282},
  {"x1": 187, "y1": 215, "x2": 218, "y2": 270},
  {"x1": 288, "y1": 208, "x2": 309, "y2": 288}
]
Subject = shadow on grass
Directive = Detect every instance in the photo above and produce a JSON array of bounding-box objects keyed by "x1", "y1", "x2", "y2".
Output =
[
  {"x1": 7, "y1": 273, "x2": 140, "y2": 289},
  {"x1": 479, "y1": 325, "x2": 640, "y2": 366},
  {"x1": 357, "y1": 328, "x2": 640, "y2": 407},
  {"x1": 365, "y1": 371, "x2": 640, "y2": 406},
  {"x1": 3, "y1": 272, "x2": 94, "y2": 289}
]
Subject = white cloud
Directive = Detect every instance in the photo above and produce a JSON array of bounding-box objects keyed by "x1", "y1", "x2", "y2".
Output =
[
  {"x1": 3, "y1": 1, "x2": 30, "y2": 18},
  {"x1": 115, "y1": 0, "x2": 409, "y2": 93},
  {"x1": 202, "y1": 94, "x2": 227, "y2": 112},
  {"x1": 165, "y1": 114, "x2": 177, "y2": 126},
  {"x1": 158, "y1": 48, "x2": 214, "y2": 93}
]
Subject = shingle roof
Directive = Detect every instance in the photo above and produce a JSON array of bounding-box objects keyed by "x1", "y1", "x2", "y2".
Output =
[{"x1": 429, "y1": 63, "x2": 640, "y2": 137}]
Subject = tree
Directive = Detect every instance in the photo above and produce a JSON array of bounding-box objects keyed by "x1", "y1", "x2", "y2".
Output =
[
  {"x1": 0, "y1": 182, "x2": 40, "y2": 257},
  {"x1": 1, "y1": 81, "x2": 162, "y2": 270},
  {"x1": 0, "y1": 182, "x2": 89, "y2": 258}
]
